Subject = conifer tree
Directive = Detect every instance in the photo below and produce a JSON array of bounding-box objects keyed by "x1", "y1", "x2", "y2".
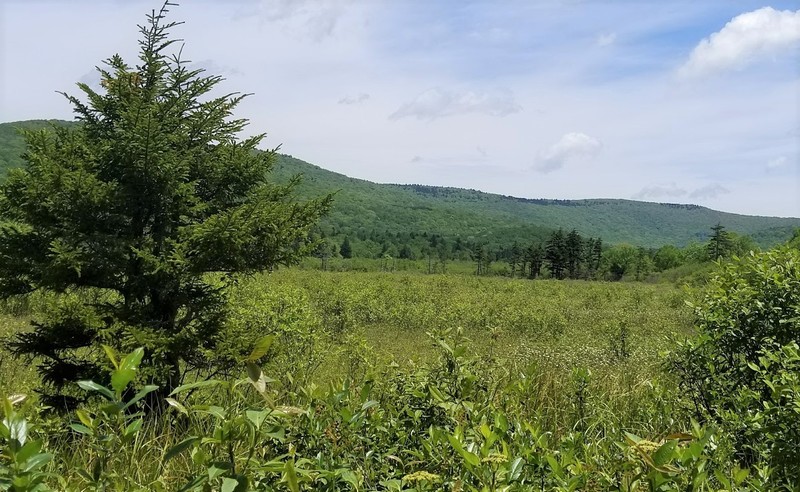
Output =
[
  {"x1": 525, "y1": 242, "x2": 544, "y2": 279},
  {"x1": 565, "y1": 229, "x2": 583, "y2": 279},
  {"x1": 545, "y1": 229, "x2": 567, "y2": 279},
  {"x1": 0, "y1": 3, "x2": 330, "y2": 407},
  {"x1": 340, "y1": 236, "x2": 353, "y2": 259},
  {"x1": 707, "y1": 223, "x2": 733, "y2": 260}
]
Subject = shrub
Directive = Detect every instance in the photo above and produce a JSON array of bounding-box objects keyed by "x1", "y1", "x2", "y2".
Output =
[{"x1": 670, "y1": 247, "x2": 800, "y2": 481}]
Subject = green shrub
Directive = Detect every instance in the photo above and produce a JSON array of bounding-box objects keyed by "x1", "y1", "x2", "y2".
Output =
[{"x1": 670, "y1": 247, "x2": 800, "y2": 482}]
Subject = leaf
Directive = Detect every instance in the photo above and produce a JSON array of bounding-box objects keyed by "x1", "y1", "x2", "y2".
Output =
[
  {"x1": 22, "y1": 452, "x2": 52, "y2": 473},
  {"x1": 102, "y1": 345, "x2": 119, "y2": 369},
  {"x1": 111, "y1": 347, "x2": 145, "y2": 394},
  {"x1": 652, "y1": 440, "x2": 677, "y2": 467},
  {"x1": 283, "y1": 459, "x2": 300, "y2": 492},
  {"x1": 164, "y1": 436, "x2": 200, "y2": 462},
  {"x1": 245, "y1": 409, "x2": 269, "y2": 430},
  {"x1": 123, "y1": 385, "x2": 159, "y2": 410},
  {"x1": 360, "y1": 400, "x2": 378, "y2": 412},
  {"x1": 76, "y1": 409, "x2": 93, "y2": 428},
  {"x1": 169, "y1": 379, "x2": 222, "y2": 397},
  {"x1": 77, "y1": 380, "x2": 114, "y2": 400},
  {"x1": 165, "y1": 398, "x2": 189, "y2": 415},
  {"x1": 221, "y1": 477, "x2": 239, "y2": 492},
  {"x1": 246, "y1": 362, "x2": 275, "y2": 396},
  {"x1": 246, "y1": 334, "x2": 275, "y2": 362},
  {"x1": 124, "y1": 419, "x2": 143, "y2": 437},
  {"x1": 69, "y1": 424, "x2": 93, "y2": 436},
  {"x1": 8, "y1": 416, "x2": 27, "y2": 445},
  {"x1": 447, "y1": 434, "x2": 480, "y2": 467},
  {"x1": 508, "y1": 456, "x2": 525, "y2": 481}
]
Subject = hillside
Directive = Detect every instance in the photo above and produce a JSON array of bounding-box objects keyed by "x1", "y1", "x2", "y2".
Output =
[
  {"x1": 270, "y1": 155, "x2": 799, "y2": 248},
  {"x1": 2, "y1": 119, "x2": 799, "y2": 248}
]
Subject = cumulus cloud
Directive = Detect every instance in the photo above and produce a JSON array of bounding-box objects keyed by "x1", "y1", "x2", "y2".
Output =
[
  {"x1": 632, "y1": 183, "x2": 687, "y2": 199},
  {"x1": 389, "y1": 87, "x2": 521, "y2": 121},
  {"x1": 689, "y1": 184, "x2": 730, "y2": 199},
  {"x1": 766, "y1": 155, "x2": 789, "y2": 171},
  {"x1": 678, "y1": 7, "x2": 800, "y2": 78},
  {"x1": 338, "y1": 93, "x2": 370, "y2": 105},
  {"x1": 596, "y1": 32, "x2": 617, "y2": 47},
  {"x1": 535, "y1": 132, "x2": 602, "y2": 173}
]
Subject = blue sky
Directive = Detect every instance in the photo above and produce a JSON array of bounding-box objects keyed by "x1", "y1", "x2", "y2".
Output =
[{"x1": 1, "y1": 0, "x2": 798, "y2": 216}]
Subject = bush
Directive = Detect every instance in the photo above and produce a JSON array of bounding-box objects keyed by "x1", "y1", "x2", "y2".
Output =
[{"x1": 670, "y1": 247, "x2": 800, "y2": 481}]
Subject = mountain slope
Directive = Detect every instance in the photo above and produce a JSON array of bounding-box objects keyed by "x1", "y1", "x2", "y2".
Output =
[{"x1": 2, "y1": 119, "x2": 798, "y2": 248}]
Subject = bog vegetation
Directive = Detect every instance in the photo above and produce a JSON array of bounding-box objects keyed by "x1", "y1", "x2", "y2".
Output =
[{"x1": 1, "y1": 3, "x2": 799, "y2": 491}]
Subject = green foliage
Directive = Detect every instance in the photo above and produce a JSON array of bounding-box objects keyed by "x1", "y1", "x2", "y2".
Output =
[
  {"x1": 0, "y1": 396, "x2": 52, "y2": 492},
  {"x1": 670, "y1": 247, "x2": 800, "y2": 481},
  {"x1": 0, "y1": 4, "x2": 329, "y2": 406},
  {"x1": 4, "y1": 120, "x2": 800, "y2": 251}
]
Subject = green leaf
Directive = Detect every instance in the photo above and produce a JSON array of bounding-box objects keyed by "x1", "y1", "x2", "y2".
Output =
[
  {"x1": 124, "y1": 419, "x2": 143, "y2": 437},
  {"x1": 165, "y1": 398, "x2": 189, "y2": 415},
  {"x1": 246, "y1": 362, "x2": 275, "y2": 396},
  {"x1": 245, "y1": 409, "x2": 269, "y2": 430},
  {"x1": 283, "y1": 459, "x2": 300, "y2": 492},
  {"x1": 169, "y1": 379, "x2": 222, "y2": 397},
  {"x1": 111, "y1": 347, "x2": 145, "y2": 394},
  {"x1": 123, "y1": 385, "x2": 159, "y2": 410},
  {"x1": 508, "y1": 456, "x2": 524, "y2": 481},
  {"x1": 652, "y1": 440, "x2": 677, "y2": 467},
  {"x1": 221, "y1": 477, "x2": 239, "y2": 492},
  {"x1": 23, "y1": 453, "x2": 52, "y2": 473},
  {"x1": 102, "y1": 345, "x2": 119, "y2": 369},
  {"x1": 164, "y1": 436, "x2": 200, "y2": 462},
  {"x1": 69, "y1": 424, "x2": 93, "y2": 436},
  {"x1": 246, "y1": 334, "x2": 275, "y2": 361},
  {"x1": 75, "y1": 409, "x2": 93, "y2": 428},
  {"x1": 77, "y1": 380, "x2": 114, "y2": 400}
]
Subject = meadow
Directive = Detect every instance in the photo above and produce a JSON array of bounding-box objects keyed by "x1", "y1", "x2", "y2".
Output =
[{"x1": 3, "y1": 266, "x2": 771, "y2": 491}]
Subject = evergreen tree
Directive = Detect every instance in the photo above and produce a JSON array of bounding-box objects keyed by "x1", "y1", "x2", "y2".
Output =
[
  {"x1": 0, "y1": 4, "x2": 330, "y2": 407},
  {"x1": 509, "y1": 241, "x2": 522, "y2": 277},
  {"x1": 565, "y1": 229, "x2": 583, "y2": 279},
  {"x1": 707, "y1": 223, "x2": 733, "y2": 260},
  {"x1": 525, "y1": 242, "x2": 544, "y2": 279},
  {"x1": 340, "y1": 236, "x2": 353, "y2": 258},
  {"x1": 545, "y1": 229, "x2": 567, "y2": 279}
]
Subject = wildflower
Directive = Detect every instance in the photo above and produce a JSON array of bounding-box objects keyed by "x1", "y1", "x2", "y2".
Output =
[
  {"x1": 481, "y1": 453, "x2": 508, "y2": 464},
  {"x1": 403, "y1": 471, "x2": 441, "y2": 483}
]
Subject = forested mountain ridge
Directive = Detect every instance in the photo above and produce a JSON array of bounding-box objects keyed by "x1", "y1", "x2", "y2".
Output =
[{"x1": 2, "y1": 119, "x2": 798, "y2": 248}]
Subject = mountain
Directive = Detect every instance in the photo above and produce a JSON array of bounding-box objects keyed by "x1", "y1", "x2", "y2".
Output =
[{"x1": 2, "y1": 119, "x2": 798, "y2": 249}]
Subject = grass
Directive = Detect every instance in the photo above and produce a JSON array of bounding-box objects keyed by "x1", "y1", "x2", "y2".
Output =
[{"x1": 1, "y1": 269, "x2": 727, "y2": 490}]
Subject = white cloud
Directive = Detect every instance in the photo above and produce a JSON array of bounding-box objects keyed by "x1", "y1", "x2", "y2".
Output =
[
  {"x1": 389, "y1": 87, "x2": 521, "y2": 121},
  {"x1": 250, "y1": 0, "x2": 354, "y2": 41},
  {"x1": 633, "y1": 183, "x2": 687, "y2": 199},
  {"x1": 678, "y1": 7, "x2": 800, "y2": 78},
  {"x1": 766, "y1": 155, "x2": 789, "y2": 171},
  {"x1": 338, "y1": 93, "x2": 370, "y2": 105},
  {"x1": 535, "y1": 132, "x2": 602, "y2": 173},
  {"x1": 596, "y1": 32, "x2": 616, "y2": 47},
  {"x1": 689, "y1": 184, "x2": 729, "y2": 199}
]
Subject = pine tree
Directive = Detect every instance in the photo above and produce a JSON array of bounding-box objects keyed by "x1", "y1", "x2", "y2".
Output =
[
  {"x1": 565, "y1": 229, "x2": 583, "y2": 279},
  {"x1": 707, "y1": 223, "x2": 732, "y2": 260},
  {"x1": 340, "y1": 236, "x2": 353, "y2": 259},
  {"x1": 525, "y1": 242, "x2": 544, "y2": 279},
  {"x1": 545, "y1": 229, "x2": 567, "y2": 279},
  {"x1": 509, "y1": 241, "x2": 522, "y2": 277},
  {"x1": 0, "y1": 3, "x2": 330, "y2": 407}
]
